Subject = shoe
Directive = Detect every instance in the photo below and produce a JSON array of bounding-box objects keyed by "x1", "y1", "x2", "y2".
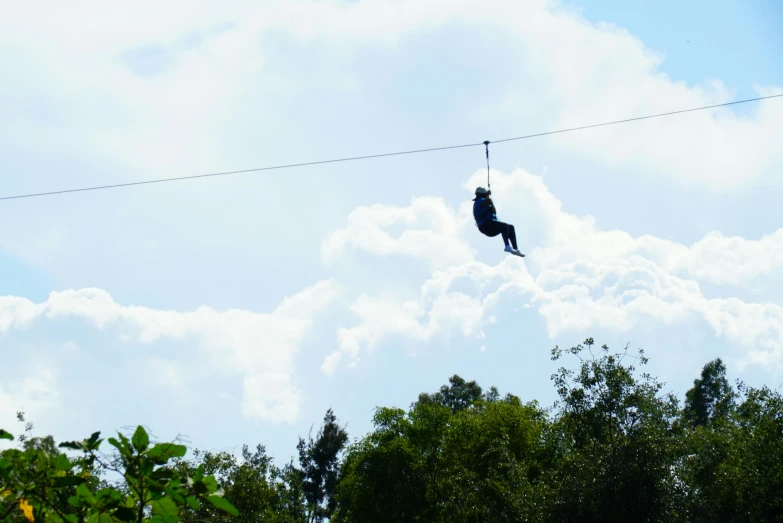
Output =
[
  {"x1": 504, "y1": 245, "x2": 514, "y2": 253},
  {"x1": 512, "y1": 249, "x2": 525, "y2": 257}
]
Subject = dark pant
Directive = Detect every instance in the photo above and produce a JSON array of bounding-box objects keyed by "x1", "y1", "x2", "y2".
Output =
[{"x1": 479, "y1": 220, "x2": 517, "y2": 250}]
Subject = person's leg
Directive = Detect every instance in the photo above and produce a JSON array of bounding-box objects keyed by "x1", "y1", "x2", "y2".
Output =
[
  {"x1": 506, "y1": 223, "x2": 518, "y2": 250},
  {"x1": 479, "y1": 220, "x2": 508, "y2": 245},
  {"x1": 480, "y1": 221, "x2": 524, "y2": 256},
  {"x1": 481, "y1": 221, "x2": 509, "y2": 246}
]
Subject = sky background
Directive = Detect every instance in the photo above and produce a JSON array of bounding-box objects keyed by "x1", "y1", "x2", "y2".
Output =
[{"x1": 1, "y1": 0, "x2": 782, "y2": 462}]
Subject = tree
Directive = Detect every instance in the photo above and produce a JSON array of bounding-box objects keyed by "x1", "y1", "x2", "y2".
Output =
[
  {"x1": 680, "y1": 381, "x2": 783, "y2": 522},
  {"x1": 415, "y1": 375, "x2": 484, "y2": 413},
  {"x1": 333, "y1": 407, "x2": 431, "y2": 523},
  {"x1": 177, "y1": 444, "x2": 307, "y2": 523},
  {"x1": 334, "y1": 377, "x2": 550, "y2": 523},
  {"x1": 546, "y1": 338, "x2": 685, "y2": 522},
  {"x1": 683, "y1": 358, "x2": 735, "y2": 427},
  {"x1": 296, "y1": 409, "x2": 348, "y2": 523}
]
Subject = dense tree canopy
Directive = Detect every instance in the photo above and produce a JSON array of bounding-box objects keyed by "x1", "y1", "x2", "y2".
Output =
[{"x1": 2, "y1": 338, "x2": 782, "y2": 522}]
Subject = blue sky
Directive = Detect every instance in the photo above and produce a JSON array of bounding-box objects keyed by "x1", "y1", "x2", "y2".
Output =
[{"x1": 1, "y1": 0, "x2": 782, "y2": 463}]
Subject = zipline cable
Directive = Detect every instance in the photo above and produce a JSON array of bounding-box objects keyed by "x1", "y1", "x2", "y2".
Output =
[
  {"x1": 484, "y1": 140, "x2": 491, "y2": 192},
  {"x1": 1, "y1": 93, "x2": 781, "y2": 202}
]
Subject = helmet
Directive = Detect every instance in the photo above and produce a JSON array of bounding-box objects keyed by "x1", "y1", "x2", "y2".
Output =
[{"x1": 474, "y1": 187, "x2": 491, "y2": 197}]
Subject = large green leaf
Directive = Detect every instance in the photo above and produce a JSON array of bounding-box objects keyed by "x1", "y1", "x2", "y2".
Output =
[
  {"x1": 151, "y1": 497, "x2": 178, "y2": 515},
  {"x1": 54, "y1": 453, "x2": 72, "y2": 471},
  {"x1": 148, "y1": 443, "x2": 187, "y2": 463},
  {"x1": 193, "y1": 464, "x2": 204, "y2": 482},
  {"x1": 107, "y1": 437, "x2": 124, "y2": 452},
  {"x1": 185, "y1": 495, "x2": 200, "y2": 511},
  {"x1": 131, "y1": 426, "x2": 150, "y2": 453},
  {"x1": 0, "y1": 429, "x2": 13, "y2": 441},
  {"x1": 147, "y1": 515, "x2": 179, "y2": 523},
  {"x1": 207, "y1": 494, "x2": 239, "y2": 516},
  {"x1": 201, "y1": 476, "x2": 218, "y2": 493}
]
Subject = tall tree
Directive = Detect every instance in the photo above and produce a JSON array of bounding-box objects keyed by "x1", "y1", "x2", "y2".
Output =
[
  {"x1": 547, "y1": 338, "x2": 684, "y2": 522},
  {"x1": 680, "y1": 380, "x2": 783, "y2": 522},
  {"x1": 333, "y1": 377, "x2": 550, "y2": 523},
  {"x1": 297, "y1": 408, "x2": 349, "y2": 523},
  {"x1": 683, "y1": 358, "x2": 735, "y2": 427},
  {"x1": 415, "y1": 374, "x2": 484, "y2": 413}
]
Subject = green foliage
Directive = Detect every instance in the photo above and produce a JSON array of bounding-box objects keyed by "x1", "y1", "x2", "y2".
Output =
[
  {"x1": 0, "y1": 419, "x2": 237, "y2": 523},
  {"x1": 415, "y1": 375, "x2": 485, "y2": 413},
  {"x1": 3, "y1": 339, "x2": 782, "y2": 522},
  {"x1": 334, "y1": 378, "x2": 550, "y2": 522},
  {"x1": 683, "y1": 358, "x2": 735, "y2": 428},
  {"x1": 546, "y1": 339, "x2": 684, "y2": 522},
  {"x1": 296, "y1": 409, "x2": 349, "y2": 523},
  {"x1": 680, "y1": 381, "x2": 783, "y2": 521},
  {"x1": 176, "y1": 444, "x2": 306, "y2": 523},
  {"x1": 334, "y1": 339, "x2": 783, "y2": 522}
]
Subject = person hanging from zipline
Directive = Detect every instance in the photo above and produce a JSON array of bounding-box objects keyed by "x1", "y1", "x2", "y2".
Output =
[
  {"x1": 472, "y1": 187, "x2": 524, "y2": 257},
  {"x1": 473, "y1": 140, "x2": 524, "y2": 257}
]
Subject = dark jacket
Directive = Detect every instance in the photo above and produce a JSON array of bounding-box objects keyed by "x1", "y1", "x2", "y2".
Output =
[{"x1": 473, "y1": 196, "x2": 497, "y2": 227}]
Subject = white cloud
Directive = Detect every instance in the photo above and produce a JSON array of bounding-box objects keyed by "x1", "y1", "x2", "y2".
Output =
[
  {"x1": 465, "y1": 169, "x2": 783, "y2": 287},
  {"x1": 0, "y1": 280, "x2": 341, "y2": 423},
  {"x1": 321, "y1": 197, "x2": 474, "y2": 270},
  {"x1": 1, "y1": 0, "x2": 780, "y2": 191},
  {"x1": 322, "y1": 168, "x2": 783, "y2": 373},
  {"x1": 0, "y1": 0, "x2": 780, "y2": 435}
]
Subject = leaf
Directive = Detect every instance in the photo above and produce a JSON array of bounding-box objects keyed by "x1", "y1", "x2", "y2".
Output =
[
  {"x1": 147, "y1": 515, "x2": 179, "y2": 523},
  {"x1": 164, "y1": 488, "x2": 185, "y2": 505},
  {"x1": 201, "y1": 476, "x2": 218, "y2": 494},
  {"x1": 86, "y1": 514, "x2": 112, "y2": 523},
  {"x1": 58, "y1": 441, "x2": 83, "y2": 450},
  {"x1": 207, "y1": 494, "x2": 239, "y2": 516},
  {"x1": 131, "y1": 426, "x2": 149, "y2": 453},
  {"x1": 185, "y1": 495, "x2": 200, "y2": 511},
  {"x1": 193, "y1": 464, "x2": 204, "y2": 483},
  {"x1": 150, "y1": 468, "x2": 174, "y2": 481},
  {"x1": 117, "y1": 433, "x2": 132, "y2": 452},
  {"x1": 0, "y1": 429, "x2": 13, "y2": 441},
  {"x1": 95, "y1": 488, "x2": 123, "y2": 505},
  {"x1": 147, "y1": 444, "x2": 187, "y2": 463},
  {"x1": 151, "y1": 497, "x2": 178, "y2": 516},
  {"x1": 86, "y1": 432, "x2": 102, "y2": 451},
  {"x1": 54, "y1": 454, "x2": 72, "y2": 471},
  {"x1": 75, "y1": 483, "x2": 96, "y2": 503}
]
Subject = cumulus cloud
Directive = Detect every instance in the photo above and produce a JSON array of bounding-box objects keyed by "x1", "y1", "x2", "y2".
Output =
[
  {"x1": 0, "y1": 280, "x2": 341, "y2": 423},
  {"x1": 1, "y1": 0, "x2": 779, "y2": 191},
  {"x1": 321, "y1": 197, "x2": 474, "y2": 270},
  {"x1": 321, "y1": 168, "x2": 783, "y2": 373},
  {"x1": 1, "y1": 0, "x2": 781, "y2": 429}
]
